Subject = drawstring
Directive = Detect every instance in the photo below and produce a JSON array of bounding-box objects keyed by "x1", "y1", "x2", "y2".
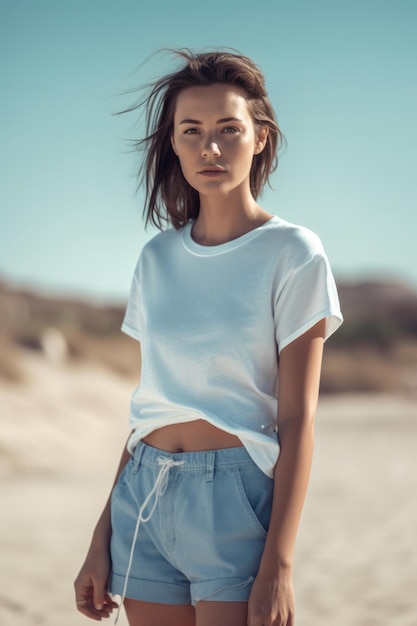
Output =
[{"x1": 114, "y1": 456, "x2": 185, "y2": 624}]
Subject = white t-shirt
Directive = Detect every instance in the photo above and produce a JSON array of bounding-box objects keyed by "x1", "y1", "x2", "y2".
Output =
[{"x1": 122, "y1": 216, "x2": 343, "y2": 477}]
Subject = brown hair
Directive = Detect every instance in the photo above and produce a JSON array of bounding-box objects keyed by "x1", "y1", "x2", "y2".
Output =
[{"x1": 122, "y1": 49, "x2": 284, "y2": 230}]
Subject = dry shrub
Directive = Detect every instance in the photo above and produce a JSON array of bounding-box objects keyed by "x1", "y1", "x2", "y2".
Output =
[
  {"x1": 0, "y1": 334, "x2": 25, "y2": 383},
  {"x1": 321, "y1": 346, "x2": 402, "y2": 394},
  {"x1": 392, "y1": 339, "x2": 417, "y2": 363},
  {"x1": 65, "y1": 330, "x2": 140, "y2": 378},
  {"x1": 390, "y1": 339, "x2": 417, "y2": 394}
]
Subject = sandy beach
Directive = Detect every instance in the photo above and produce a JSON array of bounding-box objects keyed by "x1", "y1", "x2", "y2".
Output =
[{"x1": 1, "y1": 351, "x2": 416, "y2": 626}]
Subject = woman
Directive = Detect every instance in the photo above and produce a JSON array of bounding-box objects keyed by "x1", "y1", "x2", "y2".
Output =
[{"x1": 74, "y1": 50, "x2": 343, "y2": 626}]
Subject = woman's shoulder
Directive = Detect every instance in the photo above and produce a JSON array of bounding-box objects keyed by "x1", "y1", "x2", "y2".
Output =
[
  {"x1": 139, "y1": 225, "x2": 184, "y2": 257},
  {"x1": 261, "y1": 215, "x2": 325, "y2": 260}
]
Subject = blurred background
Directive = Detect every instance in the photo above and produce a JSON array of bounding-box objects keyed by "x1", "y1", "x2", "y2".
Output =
[{"x1": 1, "y1": 1, "x2": 416, "y2": 625}]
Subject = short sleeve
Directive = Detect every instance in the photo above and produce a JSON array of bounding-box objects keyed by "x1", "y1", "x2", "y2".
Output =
[
  {"x1": 121, "y1": 257, "x2": 142, "y2": 342},
  {"x1": 274, "y1": 248, "x2": 343, "y2": 353}
]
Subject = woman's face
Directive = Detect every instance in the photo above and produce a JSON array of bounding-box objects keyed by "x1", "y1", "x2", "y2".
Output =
[{"x1": 171, "y1": 83, "x2": 267, "y2": 198}]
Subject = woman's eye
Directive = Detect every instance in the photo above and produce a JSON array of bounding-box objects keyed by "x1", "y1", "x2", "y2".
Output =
[
  {"x1": 222, "y1": 126, "x2": 239, "y2": 134},
  {"x1": 184, "y1": 128, "x2": 199, "y2": 134}
]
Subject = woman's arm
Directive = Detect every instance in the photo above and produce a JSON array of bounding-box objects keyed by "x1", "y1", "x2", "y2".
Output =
[
  {"x1": 74, "y1": 341, "x2": 141, "y2": 620},
  {"x1": 248, "y1": 318, "x2": 326, "y2": 626},
  {"x1": 74, "y1": 434, "x2": 133, "y2": 621}
]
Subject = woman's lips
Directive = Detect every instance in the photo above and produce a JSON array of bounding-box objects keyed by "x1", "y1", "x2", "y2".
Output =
[
  {"x1": 198, "y1": 170, "x2": 226, "y2": 177},
  {"x1": 198, "y1": 166, "x2": 226, "y2": 177}
]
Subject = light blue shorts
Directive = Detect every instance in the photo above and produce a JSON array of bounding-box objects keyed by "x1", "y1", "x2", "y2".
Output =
[{"x1": 109, "y1": 441, "x2": 273, "y2": 607}]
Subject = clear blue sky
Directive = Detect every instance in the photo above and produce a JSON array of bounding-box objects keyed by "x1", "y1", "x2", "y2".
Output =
[{"x1": 1, "y1": 0, "x2": 416, "y2": 301}]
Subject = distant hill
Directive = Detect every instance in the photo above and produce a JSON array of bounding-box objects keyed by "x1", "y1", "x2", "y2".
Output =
[
  {"x1": 0, "y1": 279, "x2": 135, "y2": 381},
  {"x1": 1, "y1": 276, "x2": 416, "y2": 341},
  {"x1": 1, "y1": 277, "x2": 417, "y2": 394},
  {"x1": 327, "y1": 280, "x2": 417, "y2": 351},
  {"x1": 0, "y1": 278, "x2": 125, "y2": 338}
]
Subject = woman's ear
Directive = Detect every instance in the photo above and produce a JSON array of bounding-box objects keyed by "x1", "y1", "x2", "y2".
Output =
[
  {"x1": 171, "y1": 135, "x2": 178, "y2": 156},
  {"x1": 254, "y1": 126, "x2": 269, "y2": 155}
]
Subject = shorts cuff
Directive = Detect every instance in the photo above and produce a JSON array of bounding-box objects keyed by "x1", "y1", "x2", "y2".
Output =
[
  {"x1": 109, "y1": 572, "x2": 191, "y2": 605},
  {"x1": 191, "y1": 576, "x2": 255, "y2": 607}
]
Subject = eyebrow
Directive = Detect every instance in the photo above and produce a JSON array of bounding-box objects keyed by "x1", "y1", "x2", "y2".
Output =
[{"x1": 178, "y1": 117, "x2": 243, "y2": 125}]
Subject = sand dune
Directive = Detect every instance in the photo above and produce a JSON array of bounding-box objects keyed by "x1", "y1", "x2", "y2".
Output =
[{"x1": 1, "y1": 352, "x2": 416, "y2": 626}]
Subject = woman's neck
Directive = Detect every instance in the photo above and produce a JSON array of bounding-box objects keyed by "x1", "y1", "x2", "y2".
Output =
[{"x1": 192, "y1": 193, "x2": 273, "y2": 246}]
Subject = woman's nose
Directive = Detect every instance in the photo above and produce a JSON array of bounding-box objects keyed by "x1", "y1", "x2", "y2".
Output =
[{"x1": 202, "y1": 142, "x2": 221, "y2": 158}]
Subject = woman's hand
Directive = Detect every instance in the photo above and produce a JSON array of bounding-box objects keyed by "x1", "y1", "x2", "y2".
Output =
[
  {"x1": 247, "y1": 567, "x2": 295, "y2": 626},
  {"x1": 74, "y1": 545, "x2": 118, "y2": 621}
]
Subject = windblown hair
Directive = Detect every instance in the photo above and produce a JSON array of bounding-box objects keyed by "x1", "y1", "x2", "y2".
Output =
[{"x1": 122, "y1": 49, "x2": 283, "y2": 230}]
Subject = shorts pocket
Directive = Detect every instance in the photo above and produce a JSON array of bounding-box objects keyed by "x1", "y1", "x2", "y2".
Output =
[{"x1": 233, "y1": 464, "x2": 273, "y2": 537}]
